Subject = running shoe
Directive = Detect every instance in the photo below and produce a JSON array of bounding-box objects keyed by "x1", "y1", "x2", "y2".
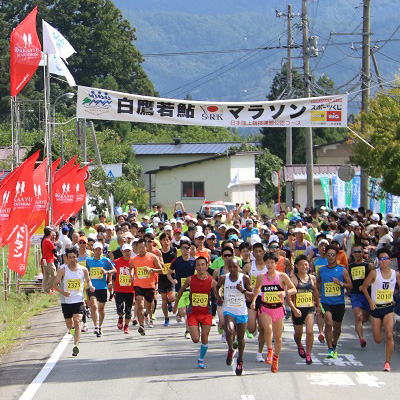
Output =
[
  {"x1": 332, "y1": 349, "x2": 338, "y2": 359},
  {"x1": 145, "y1": 314, "x2": 150, "y2": 325},
  {"x1": 306, "y1": 353, "x2": 312, "y2": 365},
  {"x1": 124, "y1": 325, "x2": 129, "y2": 334},
  {"x1": 184, "y1": 331, "x2": 191, "y2": 339},
  {"x1": 97, "y1": 328, "x2": 102, "y2": 337},
  {"x1": 220, "y1": 333, "x2": 227, "y2": 343},
  {"x1": 138, "y1": 325, "x2": 146, "y2": 336},
  {"x1": 81, "y1": 323, "x2": 88, "y2": 333},
  {"x1": 69, "y1": 328, "x2": 75, "y2": 336},
  {"x1": 132, "y1": 318, "x2": 138, "y2": 326},
  {"x1": 318, "y1": 333, "x2": 325, "y2": 343},
  {"x1": 94, "y1": 327, "x2": 99, "y2": 336},
  {"x1": 298, "y1": 346, "x2": 306, "y2": 359},
  {"x1": 148, "y1": 320, "x2": 154, "y2": 328},
  {"x1": 167, "y1": 302, "x2": 172, "y2": 312},
  {"x1": 218, "y1": 327, "x2": 224, "y2": 335},
  {"x1": 72, "y1": 346, "x2": 79, "y2": 357},
  {"x1": 198, "y1": 359, "x2": 206, "y2": 369},
  {"x1": 226, "y1": 350, "x2": 234, "y2": 366},
  {"x1": 384, "y1": 362, "x2": 391, "y2": 372},
  {"x1": 235, "y1": 361, "x2": 243, "y2": 376},
  {"x1": 109, "y1": 293, "x2": 114, "y2": 301},
  {"x1": 360, "y1": 339, "x2": 367, "y2": 348},
  {"x1": 233, "y1": 340, "x2": 238, "y2": 350},
  {"x1": 246, "y1": 329, "x2": 254, "y2": 339},
  {"x1": 152, "y1": 314, "x2": 156, "y2": 320},
  {"x1": 163, "y1": 318, "x2": 170, "y2": 327},
  {"x1": 326, "y1": 349, "x2": 334, "y2": 359},
  {"x1": 117, "y1": 317, "x2": 123, "y2": 330},
  {"x1": 256, "y1": 352, "x2": 265, "y2": 363},
  {"x1": 266, "y1": 348, "x2": 274, "y2": 365},
  {"x1": 271, "y1": 355, "x2": 279, "y2": 373}
]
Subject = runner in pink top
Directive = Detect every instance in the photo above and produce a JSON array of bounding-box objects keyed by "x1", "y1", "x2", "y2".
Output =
[{"x1": 252, "y1": 252, "x2": 296, "y2": 373}]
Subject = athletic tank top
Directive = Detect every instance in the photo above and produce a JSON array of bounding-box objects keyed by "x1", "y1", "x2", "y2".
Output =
[
  {"x1": 187, "y1": 274, "x2": 213, "y2": 315},
  {"x1": 349, "y1": 262, "x2": 370, "y2": 294},
  {"x1": 161, "y1": 247, "x2": 176, "y2": 275},
  {"x1": 295, "y1": 274, "x2": 314, "y2": 308},
  {"x1": 249, "y1": 260, "x2": 267, "y2": 289},
  {"x1": 294, "y1": 241, "x2": 307, "y2": 258},
  {"x1": 261, "y1": 271, "x2": 285, "y2": 309},
  {"x1": 314, "y1": 256, "x2": 328, "y2": 276},
  {"x1": 62, "y1": 264, "x2": 85, "y2": 304},
  {"x1": 319, "y1": 265, "x2": 345, "y2": 305},
  {"x1": 276, "y1": 256, "x2": 286, "y2": 273},
  {"x1": 371, "y1": 268, "x2": 396, "y2": 308},
  {"x1": 196, "y1": 248, "x2": 210, "y2": 264},
  {"x1": 222, "y1": 273, "x2": 247, "y2": 316},
  {"x1": 132, "y1": 253, "x2": 158, "y2": 289}
]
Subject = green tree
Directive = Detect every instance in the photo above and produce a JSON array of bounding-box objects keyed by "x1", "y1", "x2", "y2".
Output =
[{"x1": 352, "y1": 86, "x2": 400, "y2": 195}]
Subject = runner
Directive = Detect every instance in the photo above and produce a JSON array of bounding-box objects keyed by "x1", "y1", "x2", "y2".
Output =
[
  {"x1": 242, "y1": 242, "x2": 267, "y2": 362},
  {"x1": 317, "y1": 245, "x2": 352, "y2": 359},
  {"x1": 216, "y1": 257, "x2": 252, "y2": 376},
  {"x1": 159, "y1": 232, "x2": 177, "y2": 327},
  {"x1": 290, "y1": 255, "x2": 320, "y2": 365},
  {"x1": 113, "y1": 243, "x2": 135, "y2": 334},
  {"x1": 167, "y1": 241, "x2": 196, "y2": 338},
  {"x1": 361, "y1": 247, "x2": 400, "y2": 371},
  {"x1": 252, "y1": 252, "x2": 297, "y2": 373},
  {"x1": 86, "y1": 242, "x2": 115, "y2": 337},
  {"x1": 53, "y1": 248, "x2": 95, "y2": 356},
  {"x1": 77, "y1": 236, "x2": 92, "y2": 332},
  {"x1": 131, "y1": 238, "x2": 163, "y2": 335},
  {"x1": 173, "y1": 257, "x2": 217, "y2": 369},
  {"x1": 348, "y1": 245, "x2": 373, "y2": 347}
]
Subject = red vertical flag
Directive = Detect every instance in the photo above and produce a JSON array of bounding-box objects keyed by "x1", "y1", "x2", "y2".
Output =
[
  {"x1": 2, "y1": 151, "x2": 40, "y2": 245},
  {"x1": 66, "y1": 165, "x2": 88, "y2": 220},
  {"x1": 54, "y1": 156, "x2": 77, "y2": 183},
  {"x1": 10, "y1": 6, "x2": 42, "y2": 96},
  {"x1": 52, "y1": 163, "x2": 80, "y2": 225},
  {"x1": 7, "y1": 225, "x2": 31, "y2": 275},
  {"x1": 52, "y1": 158, "x2": 61, "y2": 180},
  {"x1": 27, "y1": 159, "x2": 49, "y2": 235},
  {"x1": 0, "y1": 151, "x2": 40, "y2": 244}
]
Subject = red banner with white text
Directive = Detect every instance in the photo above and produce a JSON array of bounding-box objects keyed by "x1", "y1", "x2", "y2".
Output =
[
  {"x1": 10, "y1": 7, "x2": 42, "y2": 97},
  {"x1": 53, "y1": 156, "x2": 77, "y2": 183},
  {"x1": 66, "y1": 165, "x2": 88, "y2": 220},
  {"x1": 52, "y1": 163, "x2": 80, "y2": 225},
  {"x1": 27, "y1": 159, "x2": 49, "y2": 235},
  {"x1": 7, "y1": 224, "x2": 30, "y2": 275}
]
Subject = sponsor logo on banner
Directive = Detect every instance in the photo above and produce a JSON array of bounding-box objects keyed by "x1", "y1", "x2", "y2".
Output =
[
  {"x1": 82, "y1": 90, "x2": 112, "y2": 115},
  {"x1": 311, "y1": 111, "x2": 326, "y2": 121},
  {"x1": 327, "y1": 111, "x2": 342, "y2": 121},
  {"x1": 200, "y1": 105, "x2": 224, "y2": 121}
]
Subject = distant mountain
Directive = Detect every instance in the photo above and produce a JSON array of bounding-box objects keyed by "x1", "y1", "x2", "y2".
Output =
[{"x1": 113, "y1": 0, "x2": 400, "y2": 115}]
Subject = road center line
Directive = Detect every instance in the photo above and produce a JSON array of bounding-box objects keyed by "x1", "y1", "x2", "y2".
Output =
[{"x1": 19, "y1": 333, "x2": 71, "y2": 400}]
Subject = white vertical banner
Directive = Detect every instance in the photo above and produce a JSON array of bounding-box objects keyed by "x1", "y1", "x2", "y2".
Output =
[{"x1": 337, "y1": 179, "x2": 346, "y2": 209}]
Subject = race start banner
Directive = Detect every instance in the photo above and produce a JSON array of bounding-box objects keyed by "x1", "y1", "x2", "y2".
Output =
[{"x1": 76, "y1": 86, "x2": 348, "y2": 128}]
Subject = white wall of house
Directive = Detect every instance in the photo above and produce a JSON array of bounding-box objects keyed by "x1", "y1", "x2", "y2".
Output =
[{"x1": 295, "y1": 180, "x2": 327, "y2": 209}]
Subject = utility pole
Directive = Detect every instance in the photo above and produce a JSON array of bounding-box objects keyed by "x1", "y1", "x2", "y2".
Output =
[
  {"x1": 302, "y1": 0, "x2": 314, "y2": 208},
  {"x1": 360, "y1": 0, "x2": 370, "y2": 209},
  {"x1": 286, "y1": 4, "x2": 293, "y2": 208}
]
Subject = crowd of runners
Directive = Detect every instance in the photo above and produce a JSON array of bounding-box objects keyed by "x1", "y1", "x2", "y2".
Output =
[{"x1": 40, "y1": 202, "x2": 400, "y2": 375}]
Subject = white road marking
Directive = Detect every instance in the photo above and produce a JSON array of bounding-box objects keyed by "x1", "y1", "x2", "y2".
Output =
[
  {"x1": 241, "y1": 396, "x2": 256, "y2": 400},
  {"x1": 19, "y1": 333, "x2": 71, "y2": 400},
  {"x1": 306, "y1": 372, "x2": 386, "y2": 387},
  {"x1": 355, "y1": 372, "x2": 385, "y2": 387}
]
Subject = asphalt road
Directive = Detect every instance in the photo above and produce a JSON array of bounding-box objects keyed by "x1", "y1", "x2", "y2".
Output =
[{"x1": 15, "y1": 298, "x2": 400, "y2": 400}]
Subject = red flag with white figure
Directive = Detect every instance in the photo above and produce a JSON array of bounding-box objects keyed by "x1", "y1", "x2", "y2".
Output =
[
  {"x1": 10, "y1": 7, "x2": 42, "y2": 96},
  {"x1": 7, "y1": 224, "x2": 30, "y2": 275}
]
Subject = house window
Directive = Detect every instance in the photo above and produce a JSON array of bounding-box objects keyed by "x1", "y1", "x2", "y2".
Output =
[{"x1": 182, "y1": 181, "x2": 204, "y2": 199}]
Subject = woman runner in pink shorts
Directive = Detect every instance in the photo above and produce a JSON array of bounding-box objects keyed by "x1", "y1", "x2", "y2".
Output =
[{"x1": 252, "y1": 252, "x2": 297, "y2": 373}]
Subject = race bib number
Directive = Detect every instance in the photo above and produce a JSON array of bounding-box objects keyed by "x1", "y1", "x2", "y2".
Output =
[
  {"x1": 226, "y1": 292, "x2": 244, "y2": 307},
  {"x1": 137, "y1": 267, "x2": 151, "y2": 279},
  {"x1": 376, "y1": 289, "x2": 392, "y2": 305},
  {"x1": 351, "y1": 266, "x2": 365, "y2": 281},
  {"x1": 263, "y1": 291, "x2": 282, "y2": 304},
  {"x1": 250, "y1": 275, "x2": 257, "y2": 287},
  {"x1": 296, "y1": 292, "x2": 313, "y2": 308},
  {"x1": 324, "y1": 282, "x2": 341, "y2": 297},
  {"x1": 119, "y1": 274, "x2": 131, "y2": 286},
  {"x1": 67, "y1": 279, "x2": 81, "y2": 291},
  {"x1": 315, "y1": 264, "x2": 322, "y2": 276},
  {"x1": 90, "y1": 267, "x2": 104, "y2": 279},
  {"x1": 192, "y1": 293, "x2": 208, "y2": 307},
  {"x1": 162, "y1": 262, "x2": 171, "y2": 275}
]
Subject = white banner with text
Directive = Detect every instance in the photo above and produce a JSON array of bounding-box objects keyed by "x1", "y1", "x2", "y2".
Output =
[{"x1": 76, "y1": 86, "x2": 348, "y2": 128}]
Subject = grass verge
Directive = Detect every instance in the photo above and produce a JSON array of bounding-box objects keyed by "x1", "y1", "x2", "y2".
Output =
[{"x1": 0, "y1": 290, "x2": 58, "y2": 357}]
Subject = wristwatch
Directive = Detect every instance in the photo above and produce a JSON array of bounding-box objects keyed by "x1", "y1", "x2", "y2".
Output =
[{"x1": 242, "y1": 289, "x2": 246, "y2": 294}]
